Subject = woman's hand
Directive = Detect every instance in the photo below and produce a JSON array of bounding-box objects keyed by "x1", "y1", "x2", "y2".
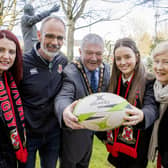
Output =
[
  {"x1": 122, "y1": 105, "x2": 144, "y2": 126},
  {"x1": 63, "y1": 100, "x2": 84, "y2": 129}
]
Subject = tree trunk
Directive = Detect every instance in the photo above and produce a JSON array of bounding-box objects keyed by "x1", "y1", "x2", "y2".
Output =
[
  {"x1": 8, "y1": 0, "x2": 16, "y2": 30},
  {"x1": 67, "y1": 19, "x2": 75, "y2": 61},
  {"x1": 0, "y1": 1, "x2": 4, "y2": 26}
]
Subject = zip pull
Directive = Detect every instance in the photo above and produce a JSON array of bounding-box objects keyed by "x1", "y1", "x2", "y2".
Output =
[{"x1": 49, "y1": 62, "x2": 53, "y2": 72}]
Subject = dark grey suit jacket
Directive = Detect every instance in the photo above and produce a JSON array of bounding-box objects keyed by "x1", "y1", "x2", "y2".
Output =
[{"x1": 55, "y1": 61, "x2": 110, "y2": 164}]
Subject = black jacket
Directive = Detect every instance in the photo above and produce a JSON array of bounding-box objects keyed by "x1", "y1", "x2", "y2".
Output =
[
  {"x1": 0, "y1": 114, "x2": 17, "y2": 168},
  {"x1": 96, "y1": 79, "x2": 158, "y2": 168},
  {"x1": 21, "y1": 42, "x2": 68, "y2": 134},
  {"x1": 158, "y1": 107, "x2": 168, "y2": 167}
]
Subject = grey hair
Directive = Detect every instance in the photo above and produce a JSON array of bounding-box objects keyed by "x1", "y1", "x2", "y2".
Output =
[
  {"x1": 152, "y1": 41, "x2": 168, "y2": 58},
  {"x1": 80, "y1": 33, "x2": 104, "y2": 50},
  {"x1": 40, "y1": 15, "x2": 66, "y2": 33}
]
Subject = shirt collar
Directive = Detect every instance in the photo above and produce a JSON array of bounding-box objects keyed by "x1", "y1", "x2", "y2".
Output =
[
  {"x1": 84, "y1": 66, "x2": 99, "y2": 74},
  {"x1": 122, "y1": 72, "x2": 134, "y2": 83}
]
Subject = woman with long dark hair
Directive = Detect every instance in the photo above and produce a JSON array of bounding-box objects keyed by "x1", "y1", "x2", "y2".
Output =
[
  {"x1": 0, "y1": 30, "x2": 27, "y2": 168},
  {"x1": 97, "y1": 38, "x2": 158, "y2": 168}
]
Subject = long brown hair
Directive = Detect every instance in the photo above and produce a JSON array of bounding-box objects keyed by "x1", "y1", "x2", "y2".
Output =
[
  {"x1": 0, "y1": 30, "x2": 23, "y2": 86},
  {"x1": 108, "y1": 37, "x2": 146, "y2": 106}
]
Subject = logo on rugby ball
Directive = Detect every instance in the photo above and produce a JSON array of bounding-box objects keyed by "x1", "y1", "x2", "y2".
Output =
[{"x1": 73, "y1": 92, "x2": 131, "y2": 131}]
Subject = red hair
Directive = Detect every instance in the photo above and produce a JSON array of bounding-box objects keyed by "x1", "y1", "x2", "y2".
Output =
[{"x1": 0, "y1": 30, "x2": 23, "y2": 86}]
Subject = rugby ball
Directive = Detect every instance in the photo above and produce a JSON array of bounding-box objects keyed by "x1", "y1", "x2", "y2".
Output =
[{"x1": 73, "y1": 92, "x2": 131, "y2": 131}]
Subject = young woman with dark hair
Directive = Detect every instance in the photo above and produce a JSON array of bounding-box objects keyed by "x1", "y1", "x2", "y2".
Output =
[
  {"x1": 97, "y1": 38, "x2": 158, "y2": 168},
  {"x1": 0, "y1": 30, "x2": 27, "y2": 168}
]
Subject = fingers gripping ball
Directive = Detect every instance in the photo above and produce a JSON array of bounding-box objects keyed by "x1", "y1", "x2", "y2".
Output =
[{"x1": 73, "y1": 92, "x2": 131, "y2": 131}]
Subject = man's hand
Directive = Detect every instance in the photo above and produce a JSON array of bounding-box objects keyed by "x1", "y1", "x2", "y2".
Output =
[
  {"x1": 50, "y1": 4, "x2": 60, "y2": 13},
  {"x1": 63, "y1": 101, "x2": 84, "y2": 129}
]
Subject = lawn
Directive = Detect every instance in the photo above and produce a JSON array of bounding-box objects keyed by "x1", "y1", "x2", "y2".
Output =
[
  {"x1": 90, "y1": 136, "x2": 156, "y2": 168},
  {"x1": 35, "y1": 136, "x2": 156, "y2": 168}
]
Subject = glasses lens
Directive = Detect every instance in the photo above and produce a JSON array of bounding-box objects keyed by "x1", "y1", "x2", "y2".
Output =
[{"x1": 44, "y1": 33, "x2": 64, "y2": 41}]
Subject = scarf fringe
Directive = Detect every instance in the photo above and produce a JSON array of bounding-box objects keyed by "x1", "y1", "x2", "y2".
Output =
[
  {"x1": 15, "y1": 148, "x2": 28, "y2": 163},
  {"x1": 106, "y1": 143, "x2": 137, "y2": 158}
]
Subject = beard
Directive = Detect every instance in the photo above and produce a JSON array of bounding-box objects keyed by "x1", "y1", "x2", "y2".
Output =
[{"x1": 41, "y1": 44, "x2": 60, "y2": 58}]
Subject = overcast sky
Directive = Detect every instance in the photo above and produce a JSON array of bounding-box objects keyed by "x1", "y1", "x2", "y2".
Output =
[
  {"x1": 13, "y1": 0, "x2": 157, "y2": 44},
  {"x1": 74, "y1": 5, "x2": 155, "y2": 42}
]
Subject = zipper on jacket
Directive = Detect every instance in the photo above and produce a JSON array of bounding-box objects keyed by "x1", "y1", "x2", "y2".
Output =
[{"x1": 49, "y1": 62, "x2": 53, "y2": 72}]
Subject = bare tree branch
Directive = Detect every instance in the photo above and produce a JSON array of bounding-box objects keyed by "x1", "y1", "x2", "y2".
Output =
[
  {"x1": 74, "y1": 0, "x2": 89, "y2": 21},
  {"x1": 159, "y1": 18, "x2": 168, "y2": 22},
  {"x1": 76, "y1": 5, "x2": 134, "y2": 30},
  {"x1": 76, "y1": 18, "x2": 104, "y2": 30},
  {"x1": 71, "y1": 0, "x2": 78, "y2": 15},
  {"x1": 155, "y1": 6, "x2": 168, "y2": 9},
  {"x1": 60, "y1": 0, "x2": 69, "y2": 17},
  {"x1": 101, "y1": 0, "x2": 127, "y2": 3},
  {"x1": 135, "y1": 0, "x2": 153, "y2": 6},
  {"x1": 72, "y1": 1, "x2": 83, "y2": 18}
]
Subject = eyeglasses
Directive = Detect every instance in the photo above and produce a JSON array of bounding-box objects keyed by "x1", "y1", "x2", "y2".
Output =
[{"x1": 44, "y1": 33, "x2": 64, "y2": 41}]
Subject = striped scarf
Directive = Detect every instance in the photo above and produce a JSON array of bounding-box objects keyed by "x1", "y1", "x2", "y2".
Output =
[{"x1": 0, "y1": 72, "x2": 27, "y2": 163}]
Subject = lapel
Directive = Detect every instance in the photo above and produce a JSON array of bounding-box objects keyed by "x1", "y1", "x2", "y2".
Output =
[
  {"x1": 72, "y1": 60, "x2": 105, "y2": 95},
  {"x1": 79, "y1": 72, "x2": 90, "y2": 96}
]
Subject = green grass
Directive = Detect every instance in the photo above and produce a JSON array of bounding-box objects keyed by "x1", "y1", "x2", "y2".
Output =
[
  {"x1": 90, "y1": 136, "x2": 156, "y2": 168},
  {"x1": 35, "y1": 136, "x2": 156, "y2": 168},
  {"x1": 90, "y1": 136, "x2": 113, "y2": 168}
]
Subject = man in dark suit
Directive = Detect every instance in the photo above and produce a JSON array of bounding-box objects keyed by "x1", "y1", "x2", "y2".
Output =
[{"x1": 55, "y1": 33, "x2": 110, "y2": 168}]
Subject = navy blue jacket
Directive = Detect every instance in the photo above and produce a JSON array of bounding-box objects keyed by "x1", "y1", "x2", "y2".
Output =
[{"x1": 21, "y1": 42, "x2": 68, "y2": 134}]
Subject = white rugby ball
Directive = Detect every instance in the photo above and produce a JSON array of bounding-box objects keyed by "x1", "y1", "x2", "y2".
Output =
[{"x1": 73, "y1": 92, "x2": 131, "y2": 131}]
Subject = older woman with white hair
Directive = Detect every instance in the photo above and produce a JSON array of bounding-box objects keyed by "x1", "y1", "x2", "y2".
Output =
[{"x1": 148, "y1": 41, "x2": 168, "y2": 168}]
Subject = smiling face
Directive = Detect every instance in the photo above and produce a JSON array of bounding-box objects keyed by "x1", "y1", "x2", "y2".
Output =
[
  {"x1": 80, "y1": 43, "x2": 103, "y2": 71},
  {"x1": 114, "y1": 46, "x2": 137, "y2": 79},
  {"x1": 38, "y1": 19, "x2": 65, "y2": 60},
  {"x1": 153, "y1": 52, "x2": 168, "y2": 85},
  {"x1": 0, "y1": 38, "x2": 16, "y2": 75}
]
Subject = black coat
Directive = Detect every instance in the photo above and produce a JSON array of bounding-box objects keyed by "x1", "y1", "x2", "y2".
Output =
[
  {"x1": 158, "y1": 107, "x2": 168, "y2": 167},
  {"x1": 0, "y1": 118, "x2": 17, "y2": 168},
  {"x1": 96, "y1": 79, "x2": 158, "y2": 168},
  {"x1": 0, "y1": 103, "x2": 25, "y2": 168},
  {"x1": 21, "y1": 42, "x2": 68, "y2": 135}
]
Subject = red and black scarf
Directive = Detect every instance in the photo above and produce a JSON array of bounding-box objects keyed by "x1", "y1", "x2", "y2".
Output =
[
  {"x1": 0, "y1": 72, "x2": 27, "y2": 163},
  {"x1": 106, "y1": 72, "x2": 141, "y2": 159}
]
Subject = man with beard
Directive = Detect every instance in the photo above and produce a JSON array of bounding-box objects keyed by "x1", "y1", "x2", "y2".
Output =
[
  {"x1": 20, "y1": 16, "x2": 68, "y2": 168},
  {"x1": 21, "y1": 3, "x2": 59, "y2": 54}
]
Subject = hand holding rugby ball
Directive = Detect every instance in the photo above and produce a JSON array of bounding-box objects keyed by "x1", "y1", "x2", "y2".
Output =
[{"x1": 73, "y1": 92, "x2": 131, "y2": 131}]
